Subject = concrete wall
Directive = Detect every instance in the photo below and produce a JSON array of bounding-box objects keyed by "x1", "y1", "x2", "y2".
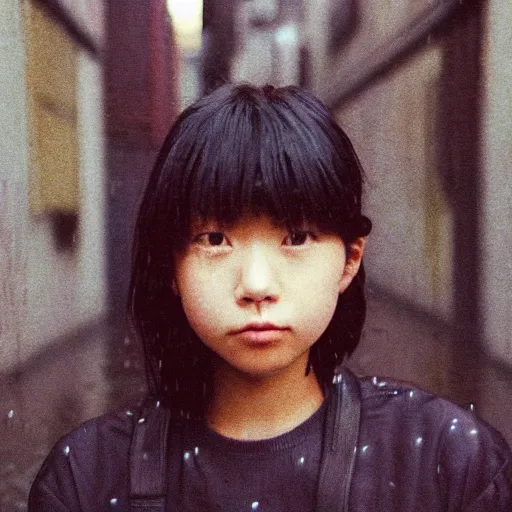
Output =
[
  {"x1": 335, "y1": 44, "x2": 454, "y2": 321},
  {"x1": 0, "y1": 0, "x2": 106, "y2": 373},
  {"x1": 0, "y1": 0, "x2": 30, "y2": 374},
  {"x1": 480, "y1": 0, "x2": 512, "y2": 363}
]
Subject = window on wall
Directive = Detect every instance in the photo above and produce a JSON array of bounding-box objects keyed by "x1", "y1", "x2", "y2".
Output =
[{"x1": 24, "y1": 0, "x2": 79, "y2": 219}]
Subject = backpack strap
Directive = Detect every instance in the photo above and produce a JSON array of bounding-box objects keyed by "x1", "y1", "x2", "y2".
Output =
[
  {"x1": 316, "y1": 367, "x2": 362, "y2": 512},
  {"x1": 129, "y1": 403, "x2": 171, "y2": 511}
]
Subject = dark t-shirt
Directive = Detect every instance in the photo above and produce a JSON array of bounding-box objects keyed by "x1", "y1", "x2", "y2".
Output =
[
  {"x1": 29, "y1": 376, "x2": 512, "y2": 511},
  {"x1": 179, "y1": 402, "x2": 325, "y2": 511}
]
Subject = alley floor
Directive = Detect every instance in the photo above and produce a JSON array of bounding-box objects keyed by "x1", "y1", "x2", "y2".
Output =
[{"x1": 1, "y1": 290, "x2": 511, "y2": 511}]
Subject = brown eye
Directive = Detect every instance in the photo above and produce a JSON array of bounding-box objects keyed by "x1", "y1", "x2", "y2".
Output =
[
  {"x1": 284, "y1": 230, "x2": 315, "y2": 246},
  {"x1": 207, "y1": 232, "x2": 225, "y2": 246}
]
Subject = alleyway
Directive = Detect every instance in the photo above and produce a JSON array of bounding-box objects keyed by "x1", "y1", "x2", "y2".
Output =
[{"x1": 2, "y1": 291, "x2": 511, "y2": 511}]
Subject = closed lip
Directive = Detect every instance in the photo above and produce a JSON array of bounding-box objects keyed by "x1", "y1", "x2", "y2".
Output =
[{"x1": 230, "y1": 322, "x2": 288, "y2": 334}]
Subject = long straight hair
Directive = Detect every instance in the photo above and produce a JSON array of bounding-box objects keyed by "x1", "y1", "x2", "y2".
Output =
[{"x1": 128, "y1": 84, "x2": 371, "y2": 418}]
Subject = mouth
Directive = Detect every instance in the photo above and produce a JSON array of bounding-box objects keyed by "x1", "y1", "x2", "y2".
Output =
[
  {"x1": 230, "y1": 322, "x2": 287, "y2": 334},
  {"x1": 229, "y1": 323, "x2": 289, "y2": 346}
]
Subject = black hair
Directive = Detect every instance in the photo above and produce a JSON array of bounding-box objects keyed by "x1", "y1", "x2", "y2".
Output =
[{"x1": 128, "y1": 83, "x2": 371, "y2": 418}]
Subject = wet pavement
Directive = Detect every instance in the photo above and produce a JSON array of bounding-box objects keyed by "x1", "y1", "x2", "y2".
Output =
[{"x1": 1, "y1": 291, "x2": 511, "y2": 511}]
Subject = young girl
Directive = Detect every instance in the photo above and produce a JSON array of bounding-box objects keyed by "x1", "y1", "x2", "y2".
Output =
[{"x1": 30, "y1": 84, "x2": 511, "y2": 511}]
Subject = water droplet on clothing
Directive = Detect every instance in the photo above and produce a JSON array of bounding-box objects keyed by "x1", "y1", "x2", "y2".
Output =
[
  {"x1": 468, "y1": 403, "x2": 475, "y2": 412},
  {"x1": 361, "y1": 445, "x2": 369, "y2": 454},
  {"x1": 138, "y1": 417, "x2": 145, "y2": 424},
  {"x1": 110, "y1": 498, "x2": 118, "y2": 506},
  {"x1": 63, "y1": 445, "x2": 70, "y2": 456},
  {"x1": 126, "y1": 410, "x2": 133, "y2": 416},
  {"x1": 378, "y1": 381, "x2": 387, "y2": 388},
  {"x1": 469, "y1": 429, "x2": 478, "y2": 436},
  {"x1": 450, "y1": 425, "x2": 456, "y2": 432},
  {"x1": 184, "y1": 451, "x2": 191, "y2": 461},
  {"x1": 298, "y1": 456, "x2": 305, "y2": 465},
  {"x1": 372, "y1": 376, "x2": 378, "y2": 386},
  {"x1": 7, "y1": 410, "x2": 14, "y2": 419},
  {"x1": 415, "y1": 437, "x2": 423, "y2": 447},
  {"x1": 437, "y1": 464, "x2": 441, "y2": 474},
  {"x1": 251, "y1": 502, "x2": 259, "y2": 510},
  {"x1": 451, "y1": 418, "x2": 459, "y2": 424},
  {"x1": 194, "y1": 446, "x2": 199, "y2": 456},
  {"x1": 408, "y1": 391, "x2": 414, "y2": 399},
  {"x1": 156, "y1": 400, "x2": 161, "y2": 408}
]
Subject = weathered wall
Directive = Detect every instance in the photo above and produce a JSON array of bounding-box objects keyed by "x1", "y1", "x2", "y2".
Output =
[
  {"x1": 0, "y1": 0, "x2": 106, "y2": 373},
  {"x1": 480, "y1": 0, "x2": 512, "y2": 363},
  {"x1": 337, "y1": 44, "x2": 453, "y2": 321},
  {"x1": 306, "y1": 0, "x2": 511, "y2": 367}
]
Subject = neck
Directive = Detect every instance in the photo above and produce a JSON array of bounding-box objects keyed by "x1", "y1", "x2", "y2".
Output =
[{"x1": 206, "y1": 356, "x2": 324, "y2": 441}]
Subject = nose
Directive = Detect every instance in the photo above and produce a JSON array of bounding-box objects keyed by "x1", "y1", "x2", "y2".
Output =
[{"x1": 235, "y1": 245, "x2": 279, "y2": 305}]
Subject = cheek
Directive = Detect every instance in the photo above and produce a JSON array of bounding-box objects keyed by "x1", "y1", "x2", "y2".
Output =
[{"x1": 176, "y1": 266, "x2": 225, "y2": 337}]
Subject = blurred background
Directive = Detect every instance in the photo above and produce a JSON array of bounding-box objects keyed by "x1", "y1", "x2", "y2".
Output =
[{"x1": 1, "y1": 0, "x2": 511, "y2": 509}]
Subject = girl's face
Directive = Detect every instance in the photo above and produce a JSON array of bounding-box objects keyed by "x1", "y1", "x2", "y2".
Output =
[{"x1": 174, "y1": 215, "x2": 363, "y2": 380}]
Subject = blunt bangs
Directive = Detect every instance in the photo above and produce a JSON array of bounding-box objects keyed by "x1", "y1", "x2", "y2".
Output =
[{"x1": 157, "y1": 84, "x2": 370, "y2": 248}]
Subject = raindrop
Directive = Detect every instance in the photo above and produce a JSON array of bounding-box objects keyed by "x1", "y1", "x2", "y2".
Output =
[
  {"x1": 469, "y1": 429, "x2": 478, "y2": 436},
  {"x1": 451, "y1": 418, "x2": 459, "y2": 424},
  {"x1": 7, "y1": 410, "x2": 14, "y2": 419},
  {"x1": 110, "y1": 498, "x2": 118, "y2": 506},
  {"x1": 389, "y1": 481, "x2": 396, "y2": 488},
  {"x1": 415, "y1": 437, "x2": 423, "y2": 447},
  {"x1": 63, "y1": 445, "x2": 70, "y2": 456},
  {"x1": 378, "y1": 381, "x2": 387, "y2": 388},
  {"x1": 251, "y1": 502, "x2": 259, "y2": 510},
  {"x1": 437, "y1": 464, "x2": 441, "y2": 474},
  {"x1": 126, "y1": 410, "x2": 133, "y2": 416},
  {"x1": 194, "y1": 446, "x2": 199, "y2": 456},
  {"x1": 468, "y1": 403, "x2": 475, "y2": 412},
  {"x1": 184, "y1": 451, "x2": 191, "y2": 461},
  {"x1": 361, "y1": 445, "x2": 369, "y2": 454},
  {"x1": 372, "y1": 376, "x2": 378, "y2": 386},
  {"x1": 408, "y1": 391, "x2": 414, "y2": 399},
  {"x1": 298, "y1": 456, "x2": 305, "y2": 465},
  {"x1": 156, "y1": 400, "x2": 161, "y2": 408},
  {"x1": 450, "y1": 425, "x2": 456, "y2": 432},
  {"x1": 138, "y1": 418, "x2": 145, "y2": 424}
]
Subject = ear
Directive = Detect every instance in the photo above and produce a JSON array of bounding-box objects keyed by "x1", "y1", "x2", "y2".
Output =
[{"x1": 339, "y1": 237, "x2": 366, "y2": 294}]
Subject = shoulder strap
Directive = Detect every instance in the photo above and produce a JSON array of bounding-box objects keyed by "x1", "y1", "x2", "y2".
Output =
[
  {"x1": 316, "y1": 367, "x2": 362, "y2": 512},
  {"x1": 129, "y1": 403, "x2": 171, "y2": 512}
]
